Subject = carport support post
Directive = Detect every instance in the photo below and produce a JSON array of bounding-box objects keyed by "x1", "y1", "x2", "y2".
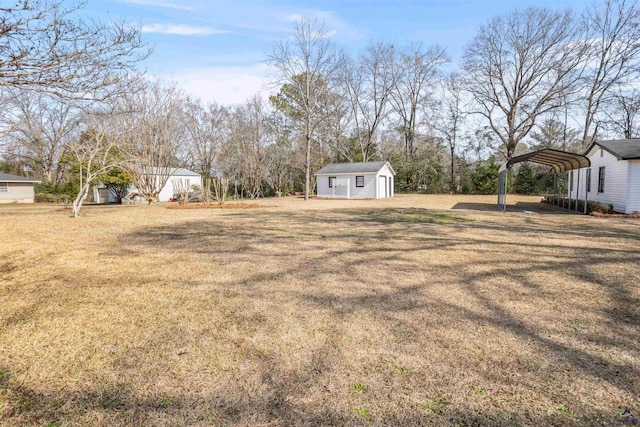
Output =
[
  {"x1": 575, "y1": 168, "x2": 580, "y2": 212},
  {"x1": 583, "y1": 168, "x2": 588, "y2": 214},
  {"x1": 564, "y1": 173, "x2": 568, "y2": 209},
  {"x1": 553, "y1": 173, "x2": 557, "y2": 207}
]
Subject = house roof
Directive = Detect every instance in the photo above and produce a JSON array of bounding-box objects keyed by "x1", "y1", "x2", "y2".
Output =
[
  {"x1": 500, "y1": 148, "x2": 590, "y2": 173},
  {"x1": 170, "y1": 168, "x2": 200, "y2": 177},
  {"x1": 0, "y1": 172, "x2": 41, "y2": 183},
  {"x1": 315, "y1": 161, "x2": 394, "y2": 175},
  {"x1": 586, "y1": 139, "x2": 640, "y2": 160},
  {"x1": 148, "y1": 167, "x2": 200, "y2": 177}
]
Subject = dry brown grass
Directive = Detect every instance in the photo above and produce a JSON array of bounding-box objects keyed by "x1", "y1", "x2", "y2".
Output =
[
  {"x1": 166, "y1": 203, "x2": 260, "y2": 210},
  {"x1": 0, "y1": 194, "x2": 638, "y2": 426}
]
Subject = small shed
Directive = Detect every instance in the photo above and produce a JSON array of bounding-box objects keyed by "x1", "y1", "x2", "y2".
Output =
[
  {"x1": 569, "y1": 139, "x2": 640, "y2": 213},
  {"x1": 0, "y1": 172, "x2": 41, "y2": 204},
  {"x1": 93, "y1": 168, "x2": 202, "y2": 203},
  {"x1": 156, "y1": 168, "x2": 202, "y2": 202},
  {"x1": 315, "y1": 161, "x2": 395, "y2": 199}
]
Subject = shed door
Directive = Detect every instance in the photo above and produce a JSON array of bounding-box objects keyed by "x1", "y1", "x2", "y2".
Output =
[{"x1": 379, "y1": 176, "x2": 386, "y2": 198}]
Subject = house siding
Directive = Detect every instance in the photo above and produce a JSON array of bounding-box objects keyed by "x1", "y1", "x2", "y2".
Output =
[
  {"x1": 570, "y1": 148, "x2": 629, "y2": 213},
  {"x1": 0, "y1": 183, "x2": 35, "y2": 203},
  {"x1": 626, "y1": 160, "x2": 640, "y2": 213}
]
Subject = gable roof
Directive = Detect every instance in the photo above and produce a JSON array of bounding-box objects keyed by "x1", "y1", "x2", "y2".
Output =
[
  {"x1": 148, "y1": 167, "x2": 201, "y2": 177},
  {"x1": 315, "y1": 161, "x2": 394, "y2": 175},
  {"x1": 586, "y1": 139, "x2": 640, "y2": 160},
  {"x1": 0, "y1": 172, "x2": 41, "y2": 183}
]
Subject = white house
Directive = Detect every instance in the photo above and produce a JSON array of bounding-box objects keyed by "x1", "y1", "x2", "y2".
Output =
[
  {"x1": 315, "y1": 161, "x2": 395, "y2": 199},
  {"x1": 94, "y1": 168, "x2": 202, "y2": 203},
  {"x1": 568, "y1": 139, "x2": 640, "y2": 213},
  {"x1": 0, "y1": 172, "x2": 41, "y2": 203}
]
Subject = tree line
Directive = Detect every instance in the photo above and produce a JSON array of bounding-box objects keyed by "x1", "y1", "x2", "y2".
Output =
[{"x1": 2, "y1": 0, "x2": 640, "y2": 216}]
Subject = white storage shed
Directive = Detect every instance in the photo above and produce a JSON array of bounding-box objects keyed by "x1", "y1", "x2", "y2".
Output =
[{"x1": 315, "y1": 161, "x2": 395, "y2": 199}]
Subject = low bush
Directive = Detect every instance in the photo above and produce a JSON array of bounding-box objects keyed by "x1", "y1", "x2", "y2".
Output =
[
  {"x1": 541, "y1": 196, "x2": 613, "y2": 214},
  {"x1": 35, "y1": 193, "x2": 71, "y2": 204}
]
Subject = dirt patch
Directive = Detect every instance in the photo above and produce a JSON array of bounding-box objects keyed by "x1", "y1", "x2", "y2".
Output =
[
  {"x1": 592, "y1": 211, "x2": 640, "y2": 218},
  {"x1": 167, "y1": 203, "x2": 259, "y2": 210}
]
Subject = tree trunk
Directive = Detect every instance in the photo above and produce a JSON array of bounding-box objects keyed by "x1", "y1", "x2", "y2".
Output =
[
  {"x1": 450, "y1": 146, "x2": 455, "y2": 193},
  {"x1": 304, "y1": 134, "x2": 311, "y2": 201},
  {"x1": 72, "y1": 182, "x2": 90, "y2": 218}
]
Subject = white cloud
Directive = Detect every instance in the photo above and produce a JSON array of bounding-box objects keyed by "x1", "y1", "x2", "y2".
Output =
[
  {"x1": 141, "y1": 23, "x2": 228, "y2": 36},
  {"x1": 285, "y1": 10, "x2": 364, "y2": 41},
  {"x1": 165, "y1": 64, "x2": 276, "y2": 105},
  {"x1": 118, "y1": 0, "x2": 197, "y2": 10}
]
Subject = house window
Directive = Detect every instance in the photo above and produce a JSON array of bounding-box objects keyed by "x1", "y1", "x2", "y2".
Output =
[
  {"x1": 600, "y1": 148, "x2": 604, "y2": 157},
  {"x1": 356, "y1": 176, "x2": 364, "y2": 187},
  {"x1": 0, "y1": 183, "x2": 7, "y2": 192},
  {"x1": 328, "y1": 176, "x2": 336, "y2": 188},
  {"x1": 587, "y1": 168, "x2": 591, "y2": 192},
  {"x1": 570, "y1": 171, "x2": 574, "y2": 192},
  {"x1": 598, "y1": 167, "x2": 605, "y2": 193}
]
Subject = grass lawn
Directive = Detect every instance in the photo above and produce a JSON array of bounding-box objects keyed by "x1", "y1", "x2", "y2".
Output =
[{"x1": 1, "y1": 194, "x2": 638, "y2": 426}]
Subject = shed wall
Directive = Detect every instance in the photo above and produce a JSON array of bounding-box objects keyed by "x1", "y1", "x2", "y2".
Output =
[
  {"x1": 158, "y1": 175, "x2": 202, "y2": 202},
  {"x1": 376, "y1": 164, "x2": 394, "y2": 198},
  {"x1": 0, "y1": 182, "x2": 35, "y2": 203},
  {"x1": 317, "y1": 174, "x2": 377, "y2": 198}
]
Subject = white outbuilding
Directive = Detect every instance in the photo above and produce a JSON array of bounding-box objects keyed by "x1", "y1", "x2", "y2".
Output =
[
  {"x1": 315, "y1": 161, "x2": 395, "y2": 199},
  {"x1": 568, "y1": 139, "x2": 640, "y2": 213},
  {"x1": 93, "y1": 168, "x2": 202, "y2": 203}
]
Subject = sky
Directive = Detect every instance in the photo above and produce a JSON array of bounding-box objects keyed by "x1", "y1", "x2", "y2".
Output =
[{"x1": 86, "y1": 0, "x2": 593, "y2": 105}]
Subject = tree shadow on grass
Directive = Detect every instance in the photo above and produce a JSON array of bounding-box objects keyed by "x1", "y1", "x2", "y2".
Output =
[
  {"x1": 0, "y1": 361, "x2": 623, "y2": 426},
  {"x1": 35, "y1": 209, "x2": 640, "y2": 425}
]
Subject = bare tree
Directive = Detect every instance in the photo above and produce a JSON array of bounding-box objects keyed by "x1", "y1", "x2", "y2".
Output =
[
  {"x1": 171, "y1": 177, "x2": 191, "y2": 205},
  {"x1": 264, "y1": 110, "x2": 294, "y2": 196},
  {"x1": 463, "y1": 7, "x2": 584, "y2": 159},
  {"x1": 68, "y1": 117, "x2": 120, "y2": 217},
  {"x1": 341, "y1": 41, "x2": 396, "y2": 161},
  {"x1": 0, "y1": 0, "x2": 148, "y2": 99},
  {"x1": 433, "y1": 72, "x2": 467, "y2": 192},
  {"x1": 579, "y1": 0, "x2": 640, "y2": 145},
  {"x1": 212, "y1": 177, "x2": 229, "y2": 204},
  {"x1": 1, "y1": 91, "x2": 79, "y2": 184},
  {"x1": 222, "y1": 96, "x2": 270, "y2": 199},
  {"x1": 116, "y1": 81, "x2": 187, "y2": 203},
  {"x1": 603, "y1": 88, "x2": 640, "y2": 138},
  {"x1": 390, "y1": 44, "x2": 448, "y2": 158},
  {"x1": 529, "y1": 118, "x2": 581, "y2": 151},
  {"x1": 268, "y1": 18, "x2": 343, "y2": 200},
  {"x1": 183, "y1": 99, "x2": 228, "y2": 204}
]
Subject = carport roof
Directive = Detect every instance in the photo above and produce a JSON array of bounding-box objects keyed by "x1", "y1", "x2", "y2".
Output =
[{"x1": 499, "y1": 148, "x2": 590, "y2": 173}]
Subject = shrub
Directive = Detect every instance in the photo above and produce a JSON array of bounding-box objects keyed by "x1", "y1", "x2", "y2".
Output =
[
  {"x1": 541, "y1": 196, "x2": 613, "y2": 214},
  {"x1": 35, "y1": 193, "x2": 71, "y2": 204},
  {"x1": 514, "y1": 162, "x2": 537, "y2": 194},
  {"x1": 469, "y1": 162, "x2": 498, "y2": 194}
]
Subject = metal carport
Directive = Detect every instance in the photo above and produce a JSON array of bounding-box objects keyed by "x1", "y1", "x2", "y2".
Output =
[{"x1": 498, "y1": 148, "x2": 591, "y2": 214}]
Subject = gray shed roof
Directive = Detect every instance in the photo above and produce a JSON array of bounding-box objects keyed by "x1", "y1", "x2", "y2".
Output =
[
  {"x1": 0, "y1": 172, "x2": 41, "y2": 183},
  {"x1": 587, "y1": 139, "x2": 640, "y2": 160},
  {"x1": 315, "y1": 161, "x2": 394, "y2": 175}
]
